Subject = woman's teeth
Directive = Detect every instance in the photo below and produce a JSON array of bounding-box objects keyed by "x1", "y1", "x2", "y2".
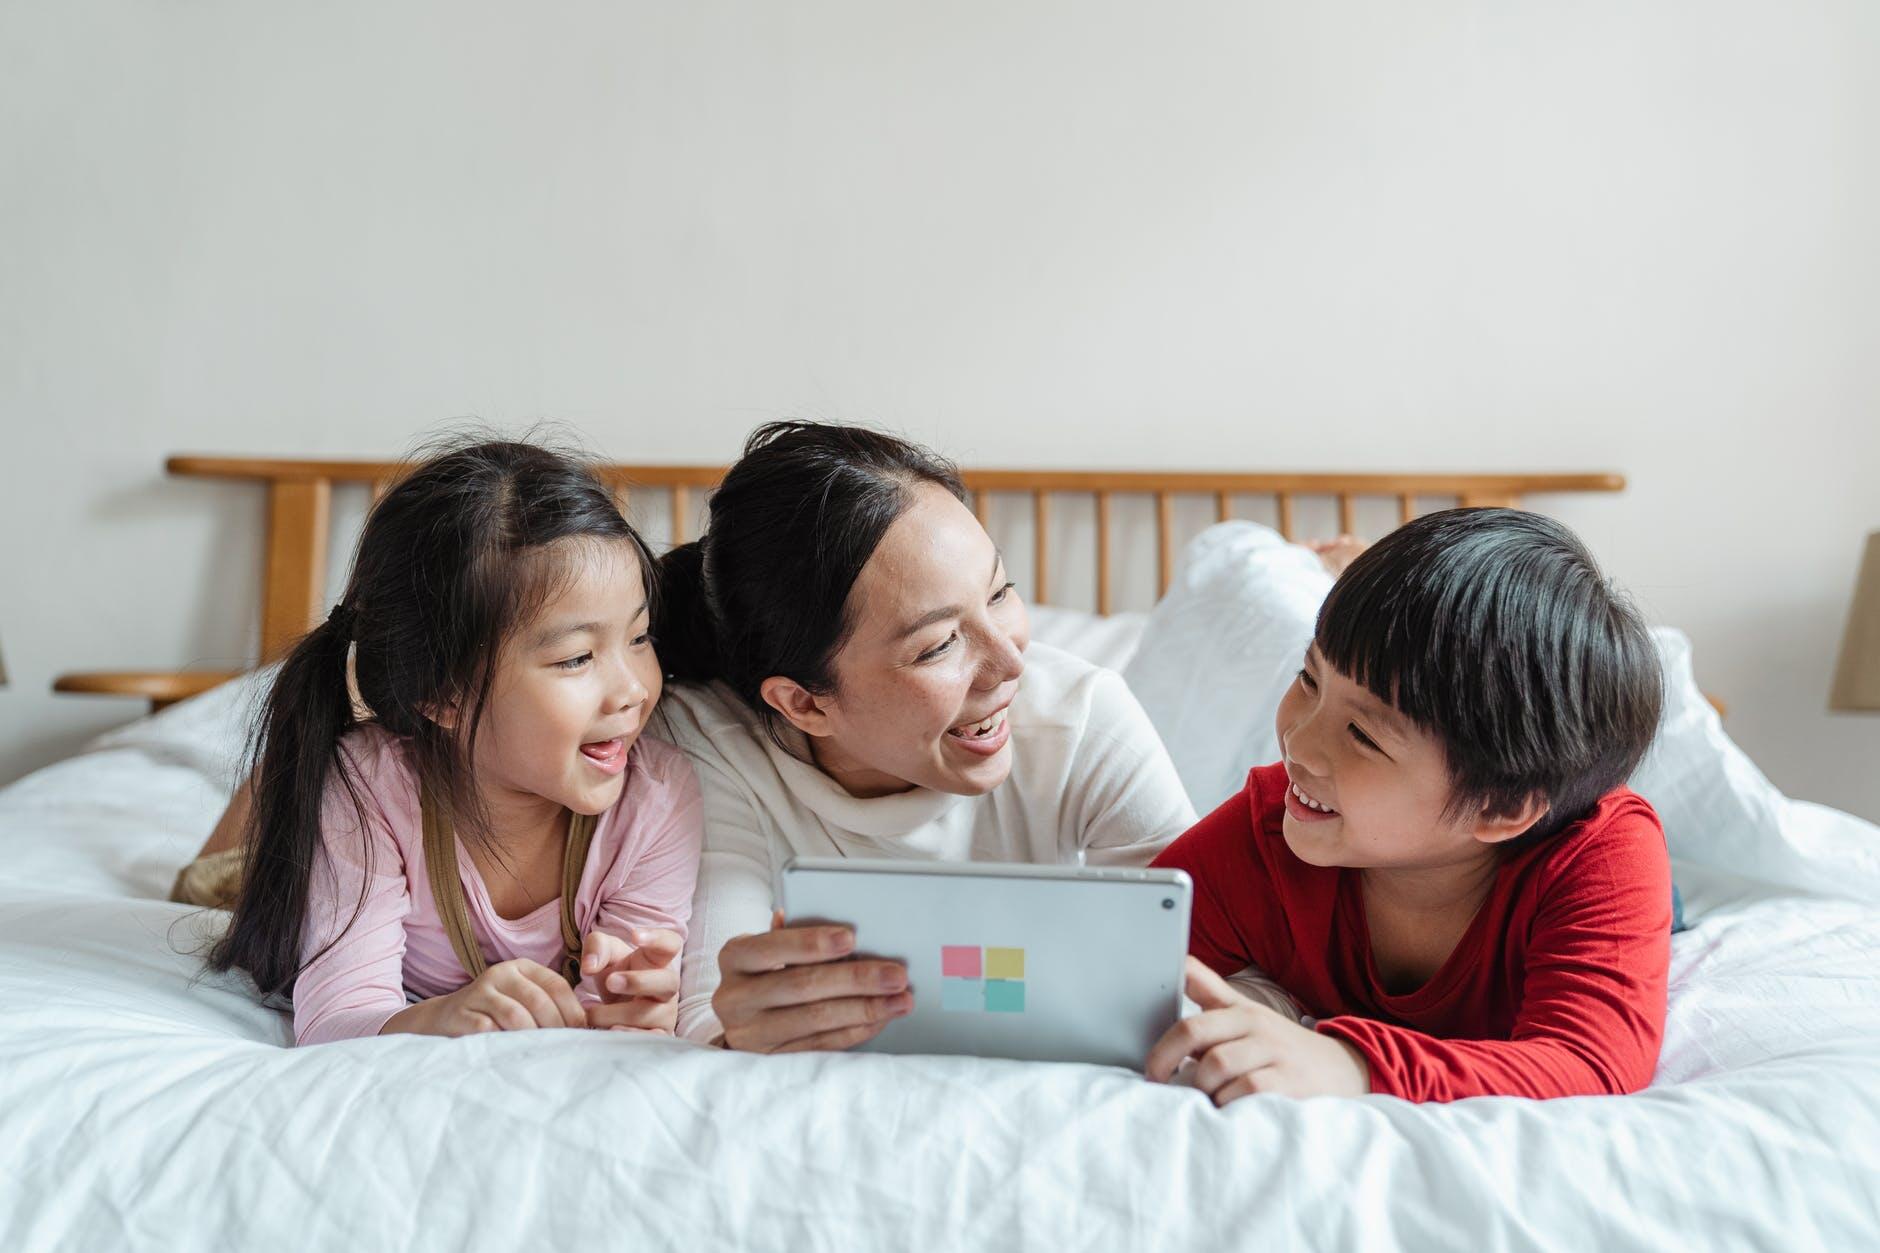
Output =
[
  {"x1": 1290, "y1": 781, "x2": 1337, "y2": 814},
  {"x1": 948, "y1": 709, "x2": 1008, "y2": 739}
]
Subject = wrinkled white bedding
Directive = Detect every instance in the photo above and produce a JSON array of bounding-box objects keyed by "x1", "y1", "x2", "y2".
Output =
[{"x1": 3, "y1": 610, "x2": 1879, "y2": 1251}]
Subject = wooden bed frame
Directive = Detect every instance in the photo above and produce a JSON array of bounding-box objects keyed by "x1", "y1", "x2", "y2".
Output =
[{"x1": 52, "y1": 455, "x2": 1626, "y2": 712}]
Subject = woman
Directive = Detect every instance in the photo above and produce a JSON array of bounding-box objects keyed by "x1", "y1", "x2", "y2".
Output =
[{"x1": 652, "y1": 422, "x2": 1197, "y2": 1051}]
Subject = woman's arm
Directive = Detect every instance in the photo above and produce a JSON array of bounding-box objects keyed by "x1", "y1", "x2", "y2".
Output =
[
  {"x1": 1067, "y1": 668, "x2": 1199, "y2": 865},
  {"x1": 676, "y1": 753, "x2": 910, "y2": 1051}
]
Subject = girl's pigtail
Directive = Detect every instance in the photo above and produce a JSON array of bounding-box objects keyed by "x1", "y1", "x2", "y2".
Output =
[{"x1": 208, "y1": 606, "x2": 361, "y2": 997}]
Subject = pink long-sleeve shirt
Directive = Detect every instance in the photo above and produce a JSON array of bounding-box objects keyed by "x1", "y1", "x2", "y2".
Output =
[{"x1": 292, "y1": 726, "x2": 704, "y2": 1046}]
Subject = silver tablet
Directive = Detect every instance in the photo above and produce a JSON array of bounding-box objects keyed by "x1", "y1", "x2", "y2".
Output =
[{"x1": 778, "y1": 856, "x2": 1192, "y2": 1070}]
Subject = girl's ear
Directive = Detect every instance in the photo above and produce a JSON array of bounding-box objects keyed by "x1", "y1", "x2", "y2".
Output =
[
  {"x1": 422, "y1": 700, "x2": 460, "y2": 733},
  {"x1": 1469, "y1": 792, "x2": 1548, "y2": 846},
  {"x1": 758, "y1": 676, "x2": 835, "y2": 738}
]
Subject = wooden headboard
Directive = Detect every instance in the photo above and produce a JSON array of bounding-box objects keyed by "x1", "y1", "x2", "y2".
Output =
[{"x1": 52, "y1": 456, "x2": 1625, "y2": 710}]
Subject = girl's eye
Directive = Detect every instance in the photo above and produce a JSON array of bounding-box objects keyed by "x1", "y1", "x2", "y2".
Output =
[
  {"x1": 990, "y1": 580, "x2": 1015, "y2": 605},
  {"x1": 554, "y1": 652, "x2": 593, "y2": 671},
  {"x1": 919, "y1": 632, "x2": 958, "y2": 662},
  {"x1": 631, "y1": 632, "x2": 652, "y2": 648},
  {"x1": 1348, "y1": 723, "x2": 1379, "y2": 751}
]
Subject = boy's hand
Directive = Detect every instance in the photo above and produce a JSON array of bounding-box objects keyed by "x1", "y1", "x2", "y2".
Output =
[
  {"x1": 1146, "y1": 958, "x2": 1369, "y2": 1103},
  {"x1": 579, "y1": 928, "x2": 684, "y2": 1034}
]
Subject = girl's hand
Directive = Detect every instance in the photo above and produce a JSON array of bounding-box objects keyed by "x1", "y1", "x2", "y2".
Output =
[
  {"x1": 382, "y1": 958, "x2": 588, "y2": 1037},
  {"x1": 580, "y1": 928, "x2": 685, "y2": 1034},
  {"x1": 712, "y1": 911, "x2": 913, "y2": 1053},
  {"x1": 1146, "y1": 958, "x2": 1369, "y2": 1103}
]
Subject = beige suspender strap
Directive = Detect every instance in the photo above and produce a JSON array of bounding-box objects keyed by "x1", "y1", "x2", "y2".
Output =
[
  {"x1": 420, "y1": 787, "x2": 597, "y2": 988},
  {"x1": 558, "y1": 811, "x2": 598, "y2": 985},
  {"x1": 421, "y1": 786, "x2": 487, "y2": 984}
]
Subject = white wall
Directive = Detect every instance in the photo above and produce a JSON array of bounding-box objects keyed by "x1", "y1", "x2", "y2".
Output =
[{"x1": 3, "y1": 2, "x2": 1878, "y2": 819}]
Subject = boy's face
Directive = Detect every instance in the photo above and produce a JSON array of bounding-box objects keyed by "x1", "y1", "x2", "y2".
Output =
[{"x1": 1274, "y1": 645, "x2": 1513, "y2": 871}]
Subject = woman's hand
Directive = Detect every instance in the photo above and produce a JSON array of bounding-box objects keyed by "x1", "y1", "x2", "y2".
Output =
[
  {"x1": 581, "y1": 928, "x2": 685, "y2": 1034},
  {"x1": 381, "y1": 958, "x2": 588, "y2": 1037},
  {"x1": 1146, "y1": 958, "x2": 1369, "y2": 1103},
  {"x1": 712, "y1": 912, "x2": 913, "y2": 1053}
]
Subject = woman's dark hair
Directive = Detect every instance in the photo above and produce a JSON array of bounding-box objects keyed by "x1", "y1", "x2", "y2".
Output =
[
  {"x1": 656, "y1": 420, "x2": 965, "y2": 732},
  {"x1": 1314, "y1": 507, "x2": 1662, "y2": 847},
  {"x1": 209, "y1": 437, "x2": 655, "y2": 998}
]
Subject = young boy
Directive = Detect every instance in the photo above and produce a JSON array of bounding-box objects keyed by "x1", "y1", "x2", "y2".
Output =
[{"x1": 1146, "y1": 508, "x2": 1670, "y2": 1103}]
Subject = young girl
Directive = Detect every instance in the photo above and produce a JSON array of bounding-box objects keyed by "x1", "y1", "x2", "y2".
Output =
[{"x1": 205, "y1": 439, "x2": 703, "y2": 1045}]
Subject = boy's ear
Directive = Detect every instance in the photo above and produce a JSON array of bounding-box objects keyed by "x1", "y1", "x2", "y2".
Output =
[
  {"x1": 758, "y1": 676, "x2": 836, "y2": 738},
  {"x1": 1469, "y1": 792, "x2": 1549, "y2": 846}
]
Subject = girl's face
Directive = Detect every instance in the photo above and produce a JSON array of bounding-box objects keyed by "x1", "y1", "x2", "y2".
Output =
[
  {"x1": 474, "y1": 539, "x2": 662, "y2": 823},
  {"x1": 782, "y1": 482, "x2": 1030, "y2": 798},
  {"x1": 1274, "y1": 644, "x2": 1511, "y2": 871}
]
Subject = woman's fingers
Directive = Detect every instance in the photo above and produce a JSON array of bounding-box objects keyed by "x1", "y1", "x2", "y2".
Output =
[
  {"x1": 606, "y1": 965, "x2": 680, "y2": 1002},
  {"x1": 744, "y1": 959, "x2": 907, "y2": 1012},
  {"x1": 770, "y1": 1020, "x2": 895, "y2": 1054},
  {"x1": 720, "y1": 924, "x2": 855, "y2": 974},
  {"x1": 751, "y1": 991, "x2": 913, "y2": 1052}
]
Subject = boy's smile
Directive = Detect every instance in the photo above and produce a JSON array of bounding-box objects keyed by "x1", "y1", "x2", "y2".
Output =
[{"x1": 1275, "y1": 645, "x2": 1527, "y2": 873}]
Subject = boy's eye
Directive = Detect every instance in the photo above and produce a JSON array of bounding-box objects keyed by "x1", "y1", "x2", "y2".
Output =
[
  {"x1": 554, "y1": 652, "x2": 593, "y2": 671},
  {"x1": 1348, "y1": 723, "x2": 1380, "y2": 752},
  {"x1": 919, "y1": 632, "x2": 958, "y2": 662},
  {"x1": 990, "y1": 580, "x2": 1015, "y2": 605},
  {"x1": 1296, "y1": 668, "x2": 1318, "y2": 691}
]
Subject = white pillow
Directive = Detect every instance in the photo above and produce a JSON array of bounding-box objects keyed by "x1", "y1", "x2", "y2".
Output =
[
  {"x1": 1124, "y1": 522, "x2": 1880, "y2": 903},
  {"x1": 1630, "y1": 630, "x2": 1880, "y2": 901},
  {"x1": 1123, "y1": 522, "x2": 1331, "y2": 812}
]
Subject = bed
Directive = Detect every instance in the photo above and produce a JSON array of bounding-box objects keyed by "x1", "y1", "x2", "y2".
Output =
[{"x1": 7, "y1": 457, "x2": 1879, "y2": 1250}]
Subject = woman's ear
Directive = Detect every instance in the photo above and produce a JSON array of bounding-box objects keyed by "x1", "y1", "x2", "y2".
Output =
[
  {"x1": 759, "y1": 676, "x2": 835, "y2": 738},
  {"x1": 1469, "y1": 792, "x2": 1549, "y2": 846}
]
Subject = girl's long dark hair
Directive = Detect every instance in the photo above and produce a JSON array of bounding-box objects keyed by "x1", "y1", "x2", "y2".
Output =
[{"x1": 208, "y1": 437, "x2": 654, "y2": 998}]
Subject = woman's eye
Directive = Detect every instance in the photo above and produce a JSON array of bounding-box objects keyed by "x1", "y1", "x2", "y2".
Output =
[
  {"x1": 554, "y1": 653, "x2": 593, "y2": 671},
  {"x1": 630, "y1": 632, "x2": 652, "y2": 648},
  {"x1": 990, "y1": 580, "x2": 1015, "y2": 605},
  {"x1": 919, "y1": 632, "x2": 958, "y2": 662}
]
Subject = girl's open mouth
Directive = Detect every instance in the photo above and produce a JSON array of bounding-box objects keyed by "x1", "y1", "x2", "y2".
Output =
[
  {"x1": 945, "y1": 707, "x2": 1010, "y2": 757},
  {"x1": 579, "y1": 738, "x2": 628, "y2": 776}
]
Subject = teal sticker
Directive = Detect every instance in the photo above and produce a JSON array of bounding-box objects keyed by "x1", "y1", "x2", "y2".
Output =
[{"x1": 984, "y1": 979, "x2": 1025, "y2": 1013}]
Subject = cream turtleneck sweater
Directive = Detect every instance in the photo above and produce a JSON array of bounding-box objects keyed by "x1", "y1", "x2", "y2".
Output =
[{"x1": 654, "y1": 642, "x2": 1198, "y2": 1044}]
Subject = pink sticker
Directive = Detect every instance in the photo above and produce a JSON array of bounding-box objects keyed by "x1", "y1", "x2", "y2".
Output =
[{"x1": 941, "y1": 945, "x2": 982, "y2": 978}]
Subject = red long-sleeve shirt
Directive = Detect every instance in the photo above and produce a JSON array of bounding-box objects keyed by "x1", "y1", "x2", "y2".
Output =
[{"x1": 1152, "y1": 763, "x2": 1671, "y2": 1102}]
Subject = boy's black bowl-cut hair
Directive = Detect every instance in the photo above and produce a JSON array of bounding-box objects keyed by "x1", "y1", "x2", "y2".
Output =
[{"x1": 1314, "y1": 508, "x2": 1662, "y2": 847}]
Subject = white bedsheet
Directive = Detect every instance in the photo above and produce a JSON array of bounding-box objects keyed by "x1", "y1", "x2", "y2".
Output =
[{"x1": 4, "y1": 655, "x2": 1879, "y2": 1250}]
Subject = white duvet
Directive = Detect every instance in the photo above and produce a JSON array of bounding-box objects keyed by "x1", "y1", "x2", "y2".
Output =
[{"x1": 4, "y1": 589, "x2": 1880, "y2": 1250}]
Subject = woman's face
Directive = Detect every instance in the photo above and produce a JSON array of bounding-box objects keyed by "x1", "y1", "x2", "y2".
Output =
[{"x1": 789, "y1": 482, "x2": 1030, "y2": 798}]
